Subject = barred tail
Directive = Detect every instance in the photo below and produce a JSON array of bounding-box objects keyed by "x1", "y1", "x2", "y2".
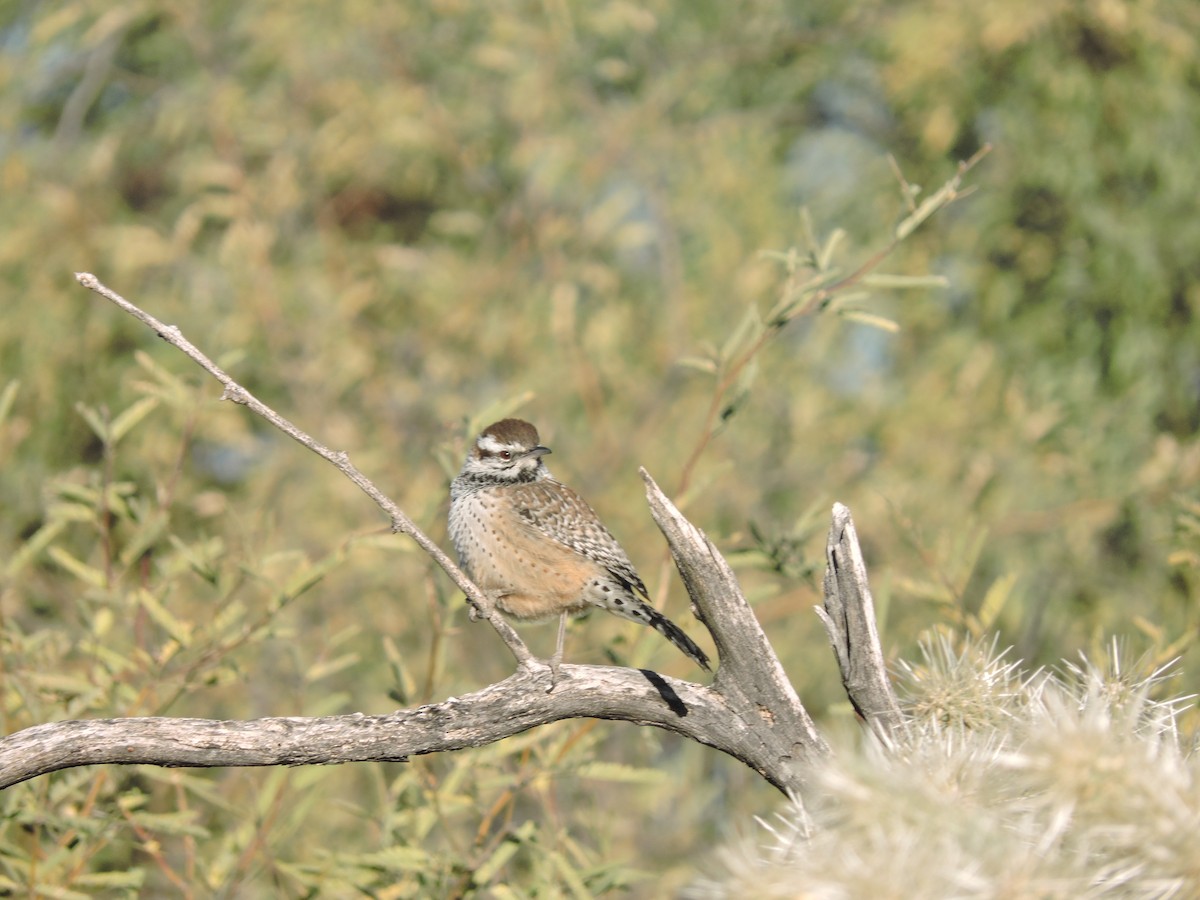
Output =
[{"x1": 619, "y1": 598, "x2": 712, "y2": 671}]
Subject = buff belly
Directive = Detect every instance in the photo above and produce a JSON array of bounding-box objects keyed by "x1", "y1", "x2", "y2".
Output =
[{"x1": 450, "y1": 488, "x2": 600, "y2": 622}]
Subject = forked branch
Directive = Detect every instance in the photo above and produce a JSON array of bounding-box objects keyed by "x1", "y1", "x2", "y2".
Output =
[
  {"x1": 817, "y1": 503, "x2": 904, "y2": 742},
  {"x1": 0, "y1": 277, "x2": 902, "y2": 795},
  {"x1": 0, "y1": 666, "x2": 784, "y2": 792}
]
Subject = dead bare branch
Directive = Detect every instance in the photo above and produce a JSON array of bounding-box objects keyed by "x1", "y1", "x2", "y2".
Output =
[
  {"x1": 0, "y1": 278, "x2": 902, "y2": 797},
  {"x1": 74, "y1": 272, "x2": 532, "y2": 667},
  {"x1": 817, "y1": 502, "x2": 905, "y2": 742},
  {"x1": 1, "y1": 663, "x2": 800, "y2": 793}
]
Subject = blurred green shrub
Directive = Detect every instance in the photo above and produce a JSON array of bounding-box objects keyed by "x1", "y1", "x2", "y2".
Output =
[{"x1": 2, "y1": 0, "x2": 1198, "y2": 894}]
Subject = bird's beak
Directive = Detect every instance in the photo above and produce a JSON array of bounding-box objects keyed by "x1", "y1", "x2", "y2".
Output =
[{"x1": 526, "y1": 445, "x2": 552, "y2": 459}]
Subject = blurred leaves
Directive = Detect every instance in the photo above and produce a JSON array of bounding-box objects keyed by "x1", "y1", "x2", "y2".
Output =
[{"x1": 2, "y1": 0, "x2": 1200, "y2": 894}]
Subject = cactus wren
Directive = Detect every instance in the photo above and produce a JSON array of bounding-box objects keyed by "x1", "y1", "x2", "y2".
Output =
[{"x1": 449, "y1": 418, "x2": 710, "y2": 674}]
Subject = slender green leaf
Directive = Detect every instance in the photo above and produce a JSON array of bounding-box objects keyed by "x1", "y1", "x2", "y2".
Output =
[
  {"x1": 305, "y1": 653, "x2": 360, "y2": 683},
  {"x1": 345, "y1": 846, "x2": 432, "y2": 872},
  {"x1": 839, "y1": 310, "x2": 901, "y2": 333},
  {"x1": 136, "y1": 588, "x2": 194, "y2": 646},
  {"x1": 575, "y1": 761, "x2": 667, "y2": 784},
  {"x1": 548, "y1": 849, "x2": 593, "y2": 899},
  {"x1": 74, "y1": 402, "x2": 110, "y2": 444},
  {"x1": 860, "y1": 272, "x2": 950, "y2": 289},
  {"x1": 978, "y1": 573, "x2": 1018, "y2": 631},
  {"x1": 676, "y1": 355, "x2": 718, "y2": 375},
  {"x1": 109, "y1": 395, "x2": 160, "y2": 443},
  {"x1": 46, "y1": 545, "x2": 106, "y2": 588},
  {"x1": 5, "y1": 519, "x2": 68, "y2": 579},
  {"x1": 818, "y1": 227, "x2": 847, "y2": 270},
  {"x1": 0, "y1": 379, "x2": 18, "y2": 427},
  {"x1": 75, "y1": 870, "x2": 147, "y2": 889}
]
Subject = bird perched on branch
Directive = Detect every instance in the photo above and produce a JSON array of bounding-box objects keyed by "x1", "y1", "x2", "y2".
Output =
[{"x1": 449, "y1": 418, "x2": 710, "y2": 677}]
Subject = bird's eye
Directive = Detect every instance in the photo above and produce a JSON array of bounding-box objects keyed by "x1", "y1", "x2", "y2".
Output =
[{"x1": 499, "y1": 450, "x2": 512, "y2": 461}]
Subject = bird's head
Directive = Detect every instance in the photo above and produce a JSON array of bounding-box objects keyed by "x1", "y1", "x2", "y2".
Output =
[{"x1": 460, "y1": 418, "x2": 551, "y2": 483}]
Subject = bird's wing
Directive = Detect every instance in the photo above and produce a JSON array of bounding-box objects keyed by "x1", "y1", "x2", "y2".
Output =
[{"x1": 507, "y1": 480, "x2": 649, "y2": 597}]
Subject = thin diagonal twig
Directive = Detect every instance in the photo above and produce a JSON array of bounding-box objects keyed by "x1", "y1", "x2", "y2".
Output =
[{"x1": 74, "y1": 272, "x2": 533, "y2": 667}]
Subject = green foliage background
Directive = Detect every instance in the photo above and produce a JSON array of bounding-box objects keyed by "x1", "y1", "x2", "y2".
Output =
[{"x1": 2, "y1": 0, "x2": 1198, "y2": 895}]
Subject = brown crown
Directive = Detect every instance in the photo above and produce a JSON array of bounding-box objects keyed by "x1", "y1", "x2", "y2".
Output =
[{"x1": 479, "y1": 418, "x2": 542, "y2": 449}]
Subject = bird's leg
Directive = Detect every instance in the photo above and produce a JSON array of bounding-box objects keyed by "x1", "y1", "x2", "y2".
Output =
[{"x1": 546, "y1": 611, "x2": 568, "y2": 691}]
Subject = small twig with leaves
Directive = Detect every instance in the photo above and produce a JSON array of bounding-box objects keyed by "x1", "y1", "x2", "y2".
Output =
[{"x1": 675, "y1": 146, "x2": 990, "y2": 494}]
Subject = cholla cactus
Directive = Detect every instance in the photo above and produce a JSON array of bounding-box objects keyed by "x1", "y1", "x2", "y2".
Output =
[{"x1": 692, "y1": 636, "x2": 1198, "y2": 899}]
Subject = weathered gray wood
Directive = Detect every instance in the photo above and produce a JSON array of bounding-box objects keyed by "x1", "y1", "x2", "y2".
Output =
[
  {"x1": 1, "y1": 664, "x2": 794, "y2": 792},
  {"x1": 641, "y1": 469, "x2": 830, "y2": 788},
  {"x1": 1, "y1": 276, "x2": 905, "y2": 797},
  {"x1": 816, "y1": 502, "x2": 905, "y2": 742}
]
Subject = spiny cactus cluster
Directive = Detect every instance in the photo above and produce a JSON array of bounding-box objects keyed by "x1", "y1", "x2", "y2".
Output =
[{"x1": 694, "y1": 636, "x2": 1198, "y2": 899}]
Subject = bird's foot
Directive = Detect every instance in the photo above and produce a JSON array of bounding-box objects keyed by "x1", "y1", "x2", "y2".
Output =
[{"x1": 545, "y1": 650, "x2": 564, "y2": 693}]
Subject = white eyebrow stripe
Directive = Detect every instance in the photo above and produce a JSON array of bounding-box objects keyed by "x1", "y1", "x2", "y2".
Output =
[{"x1": 477, "y1": 434, "x2": 511, "y2": 453}]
